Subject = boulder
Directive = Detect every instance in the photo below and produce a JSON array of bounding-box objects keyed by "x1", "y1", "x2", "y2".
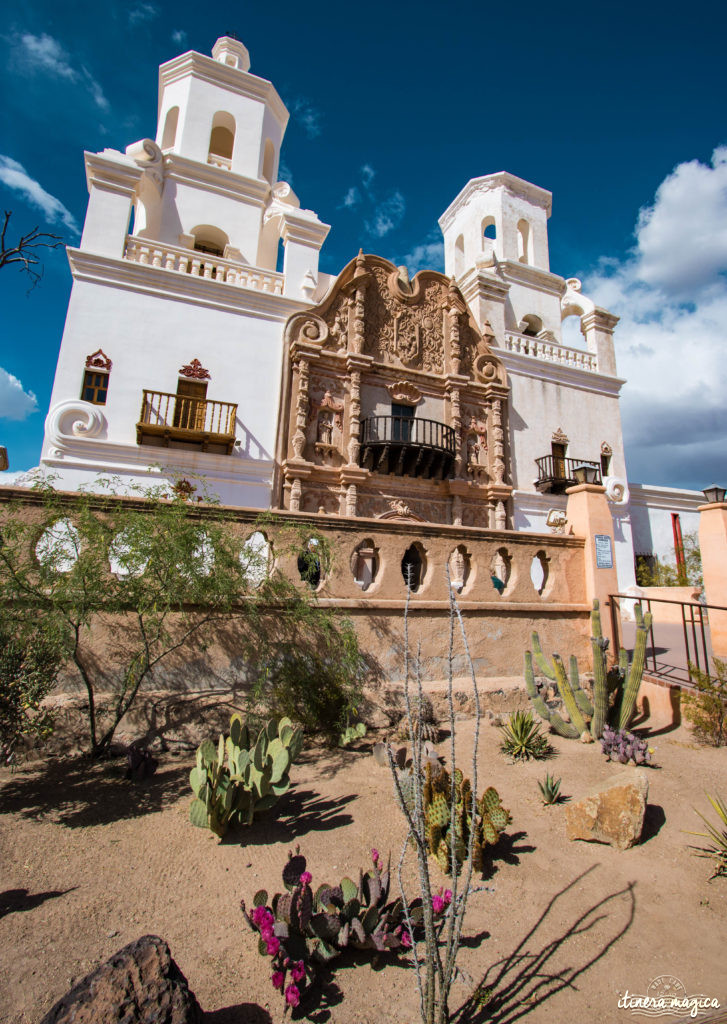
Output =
[
  {"x1": 40, "y1": 934, "x2": 203, "y2": 1024},
  {"x1": 565, "y1": 771, "x2": 649, "y2": 850}
]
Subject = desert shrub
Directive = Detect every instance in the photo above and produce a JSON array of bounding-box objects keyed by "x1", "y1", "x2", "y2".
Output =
[
  {"x1": 686, "y1": 794, "x2": 727, "y2": 878},
  {"x1": 499, "y1": 709, "x2": 553, "y2": 761},
  {"x1": 635, "y1": 530, "x2": 702, "y2": 588},
  {"x1": 682, "y1": 659, "x2": 727, "y2": 746},
  {"x1": 600, "y1": 725, "x2": 653, "y2": 765},
  {"x1": 0, "y1": 621, "x2": 64, "y2": 764}
]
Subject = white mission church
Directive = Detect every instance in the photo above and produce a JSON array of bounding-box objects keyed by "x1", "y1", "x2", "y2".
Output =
[{"x1": 29, "y1": 34, "x2": 702, "y2": 591}]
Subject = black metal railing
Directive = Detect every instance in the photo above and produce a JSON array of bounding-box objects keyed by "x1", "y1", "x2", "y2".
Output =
[
  {"x1": 359, "y1": 416, "x2": 457, "y2": 480},
  {"x1": 609, "y1": 593, "x2": 727, "y2": 686},
  {"x1": 534, "y1": 456, "x2": 602, "y2": 494}
]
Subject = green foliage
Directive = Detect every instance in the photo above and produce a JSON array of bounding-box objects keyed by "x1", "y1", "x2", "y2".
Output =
[
  {"x1": 682, "y1": 658, "x2": 727, "y2": 746},
  {"x1": 0, "y1": 620, "x2": 64, "y2": 764},
  {"x1": 524, "y1": 598, "x2": 652, "y2": 741},
  {"x1": 418, "y1": 761, "x2": 510, "y2": 875},
  {"x1": 686, "y1": 794, "x2": 727, "y2": 878},
  {"x1": 635, "y1": 531, "x2": 703, "y2": 588},
  {"x1": 0, "y1": 478, "x2": 365, "y2": 756},
  {"x1": 499, "y1": 709, "x2": 553, "y2": 761},
  {"x1": 242, "y1": 848, "x2": 449, "y2": 1010},
  {"x1": 189, "y1": 713, "x2": 303, "y2": 837},
  {"x1": 338, "y1": 720, "x2": 367, "y2": 747},
  {"x1": 537, "y1": 773, "x2": 562, "y2": 806}
]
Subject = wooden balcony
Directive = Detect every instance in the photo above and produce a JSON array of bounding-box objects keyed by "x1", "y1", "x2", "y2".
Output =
[
  {"x1": 360, "y1": 416, "x2": 457, "y2": 480},
  {"x1": 535, "y1": 455, "x2": 602, "y2": 494},
  {"x1": 136, "y1": 390, "x2": 237, "y2": 454}
]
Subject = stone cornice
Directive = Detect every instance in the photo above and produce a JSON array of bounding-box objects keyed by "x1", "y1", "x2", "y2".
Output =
[
  {"x1": 163, "y1": 154, "x2": 270, "y2": 206},
  {"x1": 581, "y1": 307, "x2": 620, "y2": 331},
  {"x1": 66, "y1": 248, "x2": 307, "y2": 322},
  {"x1": 500, "y1": 349, "x2": 625, "y2": 397},
  {"x1": 439, "y1": 171, "x2": 553, "y2": 233},
  {"x1": 158, "y1": 51, "x2": 288, "y2": 127},
  {"x1": 497, "y1": 260, "x2": 566, "y2": 297},
  {"x1": 457, "y1": 266, "x2": 511, "y2": 304},
  {"x1": 628, "y1": 482, "x2": 705, "y2": 511},
  {"x1": 84, "y1": 152, "x2": 144, "y2": 196},
  {"x1": 280, "y1": 211, "x2": 331, "y2": 248}
]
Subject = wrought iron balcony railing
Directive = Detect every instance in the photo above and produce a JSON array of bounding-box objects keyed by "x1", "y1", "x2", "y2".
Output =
[
  {"x1": 534, "y1": 455, "x2": 602, "y2": 494},
  {"x1": 360, "y1": 415, "x2": 457, "y2": 480},
  {"x1": 136, "y1": 390, "x2": 238, "y2": 454}
]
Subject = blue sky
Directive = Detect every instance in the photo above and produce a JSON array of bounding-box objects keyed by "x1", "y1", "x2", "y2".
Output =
[{"x1": 0, "y1": 0, "x2": 725, "y2": 491}]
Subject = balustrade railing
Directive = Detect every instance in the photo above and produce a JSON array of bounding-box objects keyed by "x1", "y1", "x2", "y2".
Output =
[
  {"x1": 505, "y1": 331, "x2": 598, "y2": 372},
  {"x1": 124, "y1": 236, "x2": 284, "y2": 295},
  {"x1": 137, "y1": 390, "x2": 237, "y2": 452},
  {"x1": 361, "y1": 416, "x2": 457, "y2": 453},
  {"x1": 535, "y1": 455, "x2": 602, "y2": 493}
]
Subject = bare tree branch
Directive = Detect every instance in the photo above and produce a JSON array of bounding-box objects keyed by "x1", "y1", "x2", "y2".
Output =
[{"x1": 0, "y1": 211, "x2": 65, "y2": 292}]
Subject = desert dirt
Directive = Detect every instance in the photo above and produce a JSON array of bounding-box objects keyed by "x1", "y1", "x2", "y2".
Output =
[{"x1": 1, "y1": 704, "x2": 726, "y2": 1024}]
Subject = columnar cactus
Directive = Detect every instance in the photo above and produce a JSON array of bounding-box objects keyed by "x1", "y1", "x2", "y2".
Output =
[
  {"x1": 524, "y1": 598, "x2": 653, "y2": 742},
  {"x1": 189, "y1": 713, "x2": 303, "y2": 837}
]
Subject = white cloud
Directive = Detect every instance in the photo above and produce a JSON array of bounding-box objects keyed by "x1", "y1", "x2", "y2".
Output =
[
  {"x1": 15, "y1": 33, "x2": 109, "y2": 112},
  {"x1": 402, "y1": 234, "x2": 444, "y2": 274},
  {"x1": 0, "y1": 367, "x2": 38, "y2": 421},
  {"x1": 340, "y1": 186, "x2": 360, "y2": 209},
  {"x1": 580, "y1": 145, "x2": 727, "y2": 490},
  {"x1": 366, "y1": 190, "x2": 405, "y2": 238},
  {"x1": 0, "y1": 156, "x2": 79, "y2": 232},
  {"x1": 171, "y1": 29, "x2": 188, "y2": 45},
  {"x1": 290, "y1": 98, "x2": 322, "y2": 139},
  {"x1": 129, "y1": 3, "x2": 159, "y2": 25}
]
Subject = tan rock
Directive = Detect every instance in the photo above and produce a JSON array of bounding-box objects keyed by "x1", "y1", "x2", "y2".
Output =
[{"x1": 565, "y1": 771, "x2": 649, "y2": 850}]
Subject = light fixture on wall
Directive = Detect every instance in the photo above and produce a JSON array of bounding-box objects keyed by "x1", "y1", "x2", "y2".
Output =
[
  {"x1": 702, "y1": 484, "x2": 727, "y2": 504},
  {"x1": 573, "y1": 463, "x2": 600, "y2": 485}
]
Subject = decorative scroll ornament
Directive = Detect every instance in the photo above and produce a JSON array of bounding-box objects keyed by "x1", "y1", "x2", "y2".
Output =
[
  {"x1": 85, "y1": 349, "x2": 112, "y2": 372},
  {"x1": 551, "y1": 426, "x2": 569, "y2": 444},
  {"x1": 604, "y1": 476, "x2": 630, "y2": 506},
  {"x1": 124, "y1": 138, "x2": 164, "y2": 190},
  {"x1": 46, "y1": 400, "x2": 107, "y2": 449},
  {"x1": 546, "y1": 508, "x2": 568, "y2": 533},
  {"x1": 179, "y1": 358, "x2": 211, "y2": 380},
  {"x1": 376, "y1": 499, "x2": 427, "y2": 523},
  {"x1": 386, "y1": 380, "x2": 423, "y2": 405}
]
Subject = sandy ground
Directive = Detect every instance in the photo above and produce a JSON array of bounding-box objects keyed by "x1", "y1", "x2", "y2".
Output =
[{"x1": 1, "y1": 714, "x2": 726, "y2": 1024}]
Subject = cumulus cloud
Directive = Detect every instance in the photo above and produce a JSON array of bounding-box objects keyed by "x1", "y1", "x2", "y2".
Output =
[
  {"x1": 129, "y1": 3, "x2": 159, "y2": 25},
  {"x1": 15, "y1": 32, "x2": 109, "y2": 111},
  {"x1": 580, "y1": 145, "x2": 727, "y2": 490},
  {"x1": 171, "y1": 29, "x2": 188, "y2": 45},
  {"x1": 290, "y1": 98, "x2": 322, "y2": 139},
  {"x1": 339, "y1": 164, "x2": 406, "y2": 238},
  {"x1": 402, "y1": 233, "x2": 445, "y2": 274},
  {"x1": 0, "y1": 156, "x2": 79, "y2": 232},
  {"x1": 0, "y1": 367, "x2": 38, "y2": 421}
]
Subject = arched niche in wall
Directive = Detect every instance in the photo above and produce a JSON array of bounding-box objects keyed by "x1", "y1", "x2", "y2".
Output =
[
  {"x1": 298, "y1": 537, "x2": 325, "y2": 590},
  {"x1": 208, "y1": 111, "x2": 235, "y2": 166},
  {"x1": 530, "y1": 550, "x2": 550, "y2": 597},
  {"x1": 241, "y1": 530, "x2": 273, "y2": 588},
  {"x1": 190, "y1": 224, "x2": 229, "y2": 258},
  {"x1": 35, "y1": 519, "x2": 81, "y2": 574},
  {"x1": 351, "y1": 538, "x2": 379, "y2": 592},
  {"x1": 109, "y1": 529, "x2": 149, "y2": 578},
  {"x1": 520, "y1": 314, "x2": 543, "y2": 338},
  {"x1": 401, "y1": 542, "x2": 426, "y2": 593},
  {"x1": 161, "y1": 106, "x2": 179, "y2": 150},
  {"x1": 448, "y1": 544, "x2": 472, "y2": 592},
  {"x1": 482, "y1": 217, "x2": 496, "y2": 241},
  {"x1": 490, "y1": 547, "x2": 511, "y2": 596},
  {"x1": 454, "y1": 234, "x2": 465, "y2": 277}
]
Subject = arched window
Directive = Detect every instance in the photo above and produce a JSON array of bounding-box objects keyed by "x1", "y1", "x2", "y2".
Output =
[
  {"x1": 190, "y1": 225, "x2": 229, "y2": 258},
  {"x1": 161, "y1": 106, "x2": 179, "y2": 150},
  {"x1": 262, "y1": 139, "x2": 276, "y2": 185},
  {"x1": 521, "y1": 314, "x2": 542, "y2": 338},
  {"x1": 454, "y1": 234, "x2": 465, "y2": 277},
  {"x1": 517, "y1": 219, "x2": 530, "y2": 263},
  {"x1": 207, "y1": 111, "x2": 235, "y2": 168},
  {"x1": 482, "y1": 217, "x2": 496, "y2": 241}
]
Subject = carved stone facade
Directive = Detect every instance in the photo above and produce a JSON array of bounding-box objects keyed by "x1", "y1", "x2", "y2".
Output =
[{"x1": 274, "y1": 252, "x2": 512, "y2": 526}]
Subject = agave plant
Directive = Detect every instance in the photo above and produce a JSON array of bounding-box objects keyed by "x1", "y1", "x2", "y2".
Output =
[
  {"x1": 686, "y1": 794, "x2": 727, "y2": 878},
  {"x1": 500, "y1": 710, "x2": 553, "y2": 761},
  {"x1": 537, "y1": 772, "x2": 562, "y2": 806}
]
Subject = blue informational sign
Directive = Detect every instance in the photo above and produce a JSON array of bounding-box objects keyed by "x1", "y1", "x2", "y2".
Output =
[{"x1": 595, "y1": 534, "x2": 613, "y2": 569}]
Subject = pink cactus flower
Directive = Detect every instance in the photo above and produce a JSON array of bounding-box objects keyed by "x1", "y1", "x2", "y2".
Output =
[
  {"x1": 299, "y1": 871, "x2": 312, "y2": 886},
  {"x1": 291, "y1": 961, "x2": 305, "y2": 983},
  {"x1": 285, "y1": 983, "x2": 301, "y2": 1007},
  {"x1": 400, "y1": 929, "x2": 412, "y2": 948},
  {"x1": 271, "y1": 971, "x2": 285, "y2": 991},
  {"x1": 265, "y1": 936, "x2": 281, "y2": 957},
  {"x1": 431, "y1": 894, "x2": 445, "y2": 914},
  {"x1": 371, "y1": 847, "x2": 380, "y2": 864},
  {"x1": 443, "y1": 889, "x2": 453, "y2": 905},
  {"x1": 251, "y1": 905, "x2": 267, "y2": 926},
  {"x1": 260, "y1": 922, "x2": 274, "y2": 942}
]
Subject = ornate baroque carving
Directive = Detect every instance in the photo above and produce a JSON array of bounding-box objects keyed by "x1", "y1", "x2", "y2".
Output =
[
  {"x1": 85, "y1": 349, "x2": 112, "y2": 372},
  {"x1": 292, "y1": 358, "x2": 310, "y2": 459},
  {"x1": 179, "y1": 358, "x2": 211, "y2": 380},
  {"x1": 552, "y1": 426, "x2": 569, "y2": 444},
  {"x1": 386, "y1": 380, "x2": 423, "y2": 405}
]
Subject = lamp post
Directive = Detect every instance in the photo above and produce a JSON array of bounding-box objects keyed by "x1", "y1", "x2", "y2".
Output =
[
  {"x1": 703, "y1": 484, "x2": 727, "y2": 505},
  {"x1": 573, "y1": 463, "x2": 600, "y2": 485}
]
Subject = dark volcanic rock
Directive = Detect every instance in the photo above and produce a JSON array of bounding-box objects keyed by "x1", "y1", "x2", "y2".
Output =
[{"x1": 40, "y1": 934, "x2": 203, "y2": 1024}]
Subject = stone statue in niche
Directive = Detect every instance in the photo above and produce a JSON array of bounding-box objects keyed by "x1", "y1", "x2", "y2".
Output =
[
  {"x1": 464, "y1": 415, "x2": 487, "y2": 479},
  {"x1": 449, "y1": 547, "x2": 467, "y2": 591},
  {"x1": 317, "y1": 411, "x2": 334, "y2": 446},
  {"x1": 310, "y1": 389, "x2": 344, "y2": 461}
]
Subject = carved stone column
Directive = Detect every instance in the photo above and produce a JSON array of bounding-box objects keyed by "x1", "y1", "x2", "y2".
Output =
[
  {"x1": 495, "y1": 499, "x2": 507, "y2": 530},
  {"x1": 491, "y1": 398, "x2": 506, "y2": 484},
  {"x1": 292, "y1": 357, "x2": 310, "y2": 459},
  {"x1": 346, "y1": 483, "x2": 357, "y2": 516},
  {"x1": 348, "y1": 370, "x2": 361, "y2": 465},
  {"x1": 452, "y1": 494, "x2": 463, "y2": 527},
  {"x1": 290, "y1": 477, "x2": 302, "y2": 511}
]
